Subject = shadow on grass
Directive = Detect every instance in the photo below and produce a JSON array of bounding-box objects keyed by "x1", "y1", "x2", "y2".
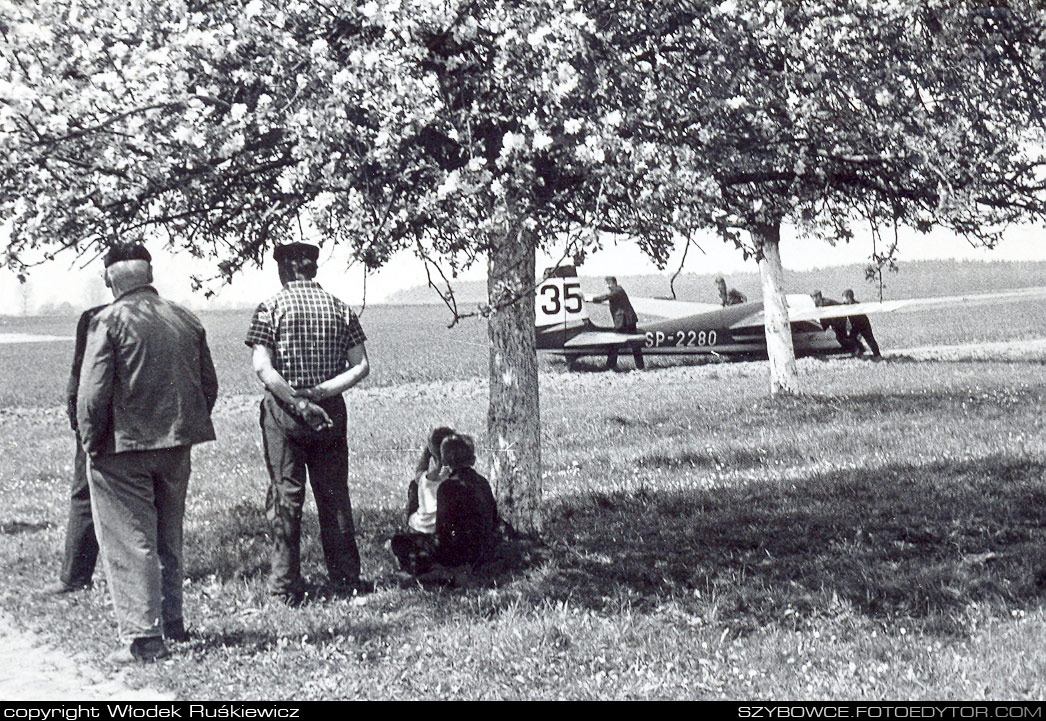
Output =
[
  {"x1": 1, "y1": 520, "x2": 51, "y2": 535},
  {"x1": 185, "y1": 502, "x2": 270, "y2": 582},
  {"x1": 187, "y1": 617, "x2": 399, "y2": 655},
  {"x1": 187, "y1": 502, "x2": 408, "y2": 584},
  {"x1": 180, "y1": 449, "x2": 1046, "y2": 638},
  {"x1": 527, "y1": 455, "x2": 1046, "y2": 634}
]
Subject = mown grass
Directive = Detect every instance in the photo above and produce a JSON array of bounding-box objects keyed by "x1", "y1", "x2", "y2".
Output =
[{"x1": 2, "y1": 349, "x2": 1046, "y2": 699}]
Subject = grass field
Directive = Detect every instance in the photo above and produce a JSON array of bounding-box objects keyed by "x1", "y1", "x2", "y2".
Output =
[{"x1": 1, "y1": 294, "x2": 1045, "y2": 699}]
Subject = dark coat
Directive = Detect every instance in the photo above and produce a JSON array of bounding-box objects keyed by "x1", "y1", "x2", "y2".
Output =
[
  {"x1": 66, "y1": 304, "x2": 107, "y2": 431},
  {"x1": 77, "y1": 287, "x2": 218, "y2": 455},
  {"x1": 434, "y1": 467, "x2": 498, "y2": 566},
  {"x1": 592, "y1": 284, "x2": 638, "y2": 331}
]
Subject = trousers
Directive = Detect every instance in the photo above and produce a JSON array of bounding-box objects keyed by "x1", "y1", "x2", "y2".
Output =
[
  {"x1": 607, "y1": 321, "x2": 645, "y2": 370},
  {"x1": 260, "y1": 393, "x2": 361, "y2": 595},
  {"x1": 60, "y1": 440, "x2": 99, "y2": 587},
  {"x1": 88, "y1": 446, "x2": 191, "y2": 641},
  {"x1": 848, "y1": 316, "x2": 881, "y2": 357}
]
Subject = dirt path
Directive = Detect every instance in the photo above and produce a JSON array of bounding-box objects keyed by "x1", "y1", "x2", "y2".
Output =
[{"x1": 0, "y1": 613, "x2": 173, "y2": 701}]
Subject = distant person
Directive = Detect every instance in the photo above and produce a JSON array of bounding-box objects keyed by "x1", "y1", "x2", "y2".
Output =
[
  {"x1": 842, "y1": 289, "x2": 881, "y2": 358},
  {"x1": 811, "y1": 290, "x2": 856, "y2": 353},
  {"x1": 589, "y1": 276, "x2": 644, "y2": 371},
  {"x1": 78, "y1": 243, "x2": 218, "y2": 663},
  {"x1": 391, "y1": 434, "x2": 497, "y2": 575},
  {"x1": 43, "y1": 303, "x2": 107, "y2": 596},
  {"x1": 245, "y1": 242, "x2": 371, "y2": 606},
  {"x1": 714, "y1": 275, "x2": 747, "y2": 306}
]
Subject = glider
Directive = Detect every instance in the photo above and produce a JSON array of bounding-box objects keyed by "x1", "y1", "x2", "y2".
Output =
[{"x1": 534, "y1": 265, "x2": 1046, "y2": 362}]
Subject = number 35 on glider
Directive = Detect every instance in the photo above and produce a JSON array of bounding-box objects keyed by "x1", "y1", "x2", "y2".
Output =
[{"x1": 534, "y1": 265, "x2": 1046, "y2": 362}]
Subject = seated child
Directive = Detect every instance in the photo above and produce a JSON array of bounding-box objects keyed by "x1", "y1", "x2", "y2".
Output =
[
  {"x1": 432, "y1": 434, "x2": 498, "y2": 568},
  {"x1": 406, "y1": 426, "x2": 456, "y2": 531},
  {"x1": 392, "y1": 426, "x2": 455, "y2": 574}
]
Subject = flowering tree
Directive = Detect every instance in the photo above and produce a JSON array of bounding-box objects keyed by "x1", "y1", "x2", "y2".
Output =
[
  {"x1": 606, "y1": 0, "x2": 1046, "y2": 393},
  {"x1": 1, "y1": 0, "x2": 685, "y2": 529}
]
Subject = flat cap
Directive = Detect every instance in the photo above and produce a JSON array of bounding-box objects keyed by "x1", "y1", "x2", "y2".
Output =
[
  {"x1": 104, "y1": 242, "x2": 152, "y2": 267},
  {"x1": 273, "y1": 242, "x2": 320, "y2": 263}
]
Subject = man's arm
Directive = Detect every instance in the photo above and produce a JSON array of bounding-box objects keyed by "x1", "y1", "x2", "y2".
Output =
[
  {"x1": 590, "y1": 286, "x2": 627, "y2": 304},
  {"x1": 76, "y1": 319, "x2": 114, "y2": 455},
  {"x1": 300, "y1": 343, "x2": 370, "y2": 400},
  {"x1": 251, "y1": 344, "x2": 332, "y2": 430}
]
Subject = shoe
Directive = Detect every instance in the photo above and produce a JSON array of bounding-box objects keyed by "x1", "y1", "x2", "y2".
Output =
[
  {"x1": 107, "y1": 637, "x2": 170, "y2": 665},
  {"x1": 42, "y1": 580, "x2": 90, "y2": 595},
  {"x1": 272, "y1": 591, "x2": 305, "y2": 607},
  {"x1": 163, "y1": 619, "x2": 190, "y2": 643},
  {"x1": 352, "y1": 579, "x2": 375, "y2": 595},
  {"x1": 327, "y1": 578, "x2": 375, "y2": 597}
]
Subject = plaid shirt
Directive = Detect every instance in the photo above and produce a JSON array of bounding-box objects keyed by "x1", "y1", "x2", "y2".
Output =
[{"x1": 244, "y1": 281, "x2": 367, "y2": 389}]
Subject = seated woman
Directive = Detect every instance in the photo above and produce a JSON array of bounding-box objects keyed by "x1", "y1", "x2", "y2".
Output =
[
  {"x1": 392, "y1": 426, "x2": 455, "y2": 574},
  {"x1": 406, "y1": 426, "x2": 456, "y2": 529}
]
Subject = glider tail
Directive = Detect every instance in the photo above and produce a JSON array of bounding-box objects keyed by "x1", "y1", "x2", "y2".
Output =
[{"x1": 535, "y1": 265, "x2": 591, "y2": 350}]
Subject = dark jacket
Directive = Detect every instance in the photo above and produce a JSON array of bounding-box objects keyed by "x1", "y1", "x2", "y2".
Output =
[
  {"x1": 592, "y1": 285, "x2": 638, "y2": 331},
  {"x1": 844, "y1": 297, "x2": 873, "y2": 333},
  {"x1": 77, "y1": 286, "x2": 218, "y2": 456},
  {"x1": 434, "y1": 466, "x2": 498, "y2": 566},
  {"x1": 66, "y1": 304, "x2": 107, "y2": 432}
]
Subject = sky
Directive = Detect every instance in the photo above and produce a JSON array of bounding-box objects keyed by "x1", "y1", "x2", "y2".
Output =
[{"x1": 1, "y1": 221, "x2": 1043, "y2": 314}]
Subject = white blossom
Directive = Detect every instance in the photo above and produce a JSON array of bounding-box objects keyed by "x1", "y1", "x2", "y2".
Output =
[
  {"x1": 244, "y1": 0, "x2": 264, "y2": 18},
  {"x1": 436, "y1": 171, "x2": 460, "y2": 199}
]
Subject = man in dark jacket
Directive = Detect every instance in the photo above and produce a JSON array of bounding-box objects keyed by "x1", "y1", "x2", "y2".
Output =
[
  {"x1": 590, "y1": 276, "x2": 644, "y2": 371},
  {"x1": 78, "y1": 243, "x2": 218, "y2": 663},
  {"x1": 43, "y1": 304, "x2": 107, "y2": 595},
  {"x1": 842, "y1": 289, "x2": 881, "y2": 358}
]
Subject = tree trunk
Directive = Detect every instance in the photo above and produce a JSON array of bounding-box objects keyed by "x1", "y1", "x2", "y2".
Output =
[
  {"x1": 487, "y1": 214, "x2": 542, "y2": 533},
  {"x1": 752, "y1": 221, "x2": 799, "y2": 395}
]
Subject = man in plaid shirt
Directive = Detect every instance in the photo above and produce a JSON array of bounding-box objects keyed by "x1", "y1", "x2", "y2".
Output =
[{"x1": 245, "y1": 242, "x2": 370, "y2": 604}]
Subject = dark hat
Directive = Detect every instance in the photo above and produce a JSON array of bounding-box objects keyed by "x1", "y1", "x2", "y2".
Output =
[
  {"x1": 273, "y1": 242, "x2": 320, "y2": 264},
  {"x1": 104, "y1": 242, "x2": 152, "y2": 267}
]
